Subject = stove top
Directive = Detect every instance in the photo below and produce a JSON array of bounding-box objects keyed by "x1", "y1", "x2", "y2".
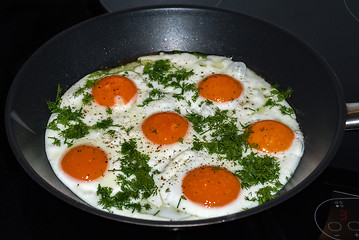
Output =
[{"x1": 1, "y1": 0, "x2": 359, "y2": 239}]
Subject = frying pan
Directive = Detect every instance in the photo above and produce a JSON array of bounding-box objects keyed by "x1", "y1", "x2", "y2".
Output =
[{"x1": 4, "y1": 6, "x2": 358, "y2": 228}]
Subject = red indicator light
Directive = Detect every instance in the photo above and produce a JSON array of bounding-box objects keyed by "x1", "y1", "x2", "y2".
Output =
[{"x1": 339, "y1": 209, "x2": 347, "y2": 221}]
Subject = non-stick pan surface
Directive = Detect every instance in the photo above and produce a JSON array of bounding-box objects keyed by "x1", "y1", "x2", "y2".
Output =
[{"x1": 5, "y1": 7, "x2": 346, "y2": 227}]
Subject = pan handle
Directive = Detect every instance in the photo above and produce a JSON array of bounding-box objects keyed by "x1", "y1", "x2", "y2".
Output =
[{"x1": 346, "y1": 103, "x2": 359, "y2": 130}]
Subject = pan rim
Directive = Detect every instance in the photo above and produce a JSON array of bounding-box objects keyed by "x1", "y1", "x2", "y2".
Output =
[{"x1": 4, "y1": 5, "x2": 346, "y2": 228}]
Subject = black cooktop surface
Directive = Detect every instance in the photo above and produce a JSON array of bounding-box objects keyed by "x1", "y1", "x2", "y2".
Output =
[{"x1": 2, "y1": 0, "x2": 359, "y2": 239}]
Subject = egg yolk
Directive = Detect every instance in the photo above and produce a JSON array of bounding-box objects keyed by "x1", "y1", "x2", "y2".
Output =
[
  {"x1": 198, "y1": 74, "x2": 243, "y2": 102},
  {"x1": 61, "y1": 145, "x2": 108, "y2": 181},
  {"x1": 142, "y1": 112, "x2": 189, "y2": 145},
  {"x1": 182, "y1": 166, "x2": 241, "y2": 208},
  {"x1": 92, "y1": 75, "x2": 137, "y2": 107},
  {"x1": 247, "y1": 120, "x2": 295, "y2": 153}
]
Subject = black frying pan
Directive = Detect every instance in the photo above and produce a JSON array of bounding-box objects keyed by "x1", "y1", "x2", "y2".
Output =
[{"x1": 4, "y1": 7, "x2": 354, "y2": 228}]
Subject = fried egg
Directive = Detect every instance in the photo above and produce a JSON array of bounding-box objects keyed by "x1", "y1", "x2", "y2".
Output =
[
  {"x1": 158, "y1": 150, "x2": 253, "y2": 219},
  {"x1": 45, "y1": 52, "x2": 304, "y2": 220}
]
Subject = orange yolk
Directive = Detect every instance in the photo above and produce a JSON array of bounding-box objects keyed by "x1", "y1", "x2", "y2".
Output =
[
  {"x1": 198, "y1": 74, "x2": 243, "y2": 102},
  {"x1": 247, "y1": 120, "x2": 295, "y2": 153},
  {"x1": 61, "y1": 145, "x2": 108, "y2": 181},
  {"x1": 182, "y1": 166, "x2": 241, "y2": 208},
  {"x1": 142, "y1": 112, "x2": 189, "y2": 145},
  {"x1": 92, "y1": 75, "x2": 137, "y2": 107}
]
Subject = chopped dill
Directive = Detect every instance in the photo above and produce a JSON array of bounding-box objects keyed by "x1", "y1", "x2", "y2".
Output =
[
  {"x1": 234, "y1": 152, "x2": 280, "y2": 189},
  {"x1": 245, "y1": 182, "x2": 283, "y2": 204},
  {"x1": 106, "y1": 107, "x2": 113, "y2": 115},
  {"x1": 97, "y1": 139, "x2": 158, "y2": 212},
  {"x1": 141, "y1": 59, "x2": 197, "y2": 104},
  {"x1": 177, "y1": 195, "x2": 187, "y2": 208},
  {"x1": 138, "y1": 89, "x2": 165, "y2": 107},
  {"x1": 256, "y1": 84, "x2": 295, "y2": 118},
  {"x1": 82, "y1": 92, "x2": 94, "y2": 105},
  {"x1": 47, "y1": 85, "x2": 123, "y2": 147},
  {"x1": 186, "y1": 107, "x2": 282, "y2": 204}
]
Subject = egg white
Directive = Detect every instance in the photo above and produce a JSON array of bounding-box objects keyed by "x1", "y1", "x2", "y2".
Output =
[{"x1": 45, "y1": 52, "x2": 304, "y2": 221}]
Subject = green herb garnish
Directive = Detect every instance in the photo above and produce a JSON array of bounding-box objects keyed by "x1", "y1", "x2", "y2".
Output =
[
  {"x1": 73, "y1": 78, "x2": 100, "y2": 97},
  {"x1": 106, "y1": 107, "x2": 113, "y2": 115},
  {"x1": 48, "y1": 136, "x2": 61, "y2": 146},
  {"x1": 235, "y1": 153, "x2": 280, "y2": 189},
  {"x1": 97, "y1": 139, "x2": 158, "y2": 212},
  {"x1": 141, "y1": 59, "x2": 196, "y2": 105},
  {"x1": 245, "y1": 182, "x2": 283, "y2": 204},
  {"x1": 47, "y1": 86, "x2": 123, "y2": 146},
  {"x1": 91, "y1": 118, "x2": 121, "y2": 130},
  {"x1": 257, "y1": 84, "x2": 295, "y2": 117},
  {"x1": 176, "y1": 195, "x2": 187, "y2": 208},
  {"x1": 82, "y1": 92, "x2": 94, "y2": 105},
  {"x1": 186, "y1": 107, "x2": 282, "y2": 204},
  {"x1": 192, "y1": 52, "x2": 208, "y2": 59},
  {"x1": 138, "y1": 89, "x2": 165, "y2": 107}
]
